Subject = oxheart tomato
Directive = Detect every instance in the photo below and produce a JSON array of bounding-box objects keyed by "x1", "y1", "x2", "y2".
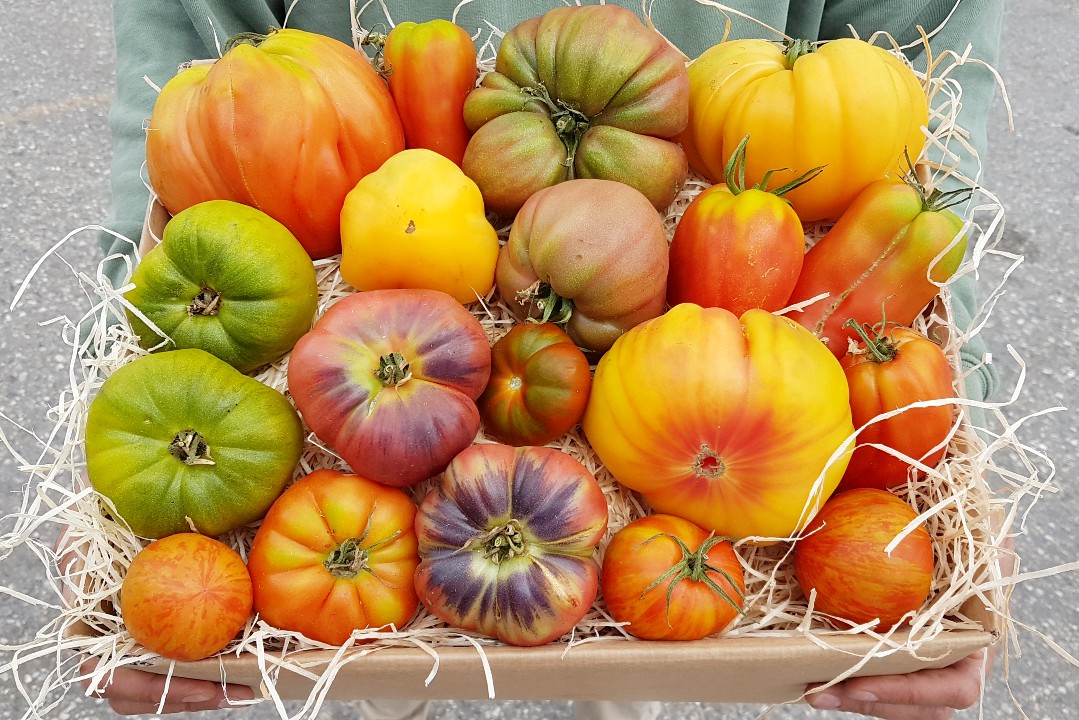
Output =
[
  {"x1": 477, "y1": 322, "x2": 591, "y2": 447},
  {"x1": 461, "y1": 4, "x2": 689, "y2": 217},
  {"x1": 793, "y1": 488, "x2": 935, "y2": 630},
  {"x1": 601, "y1": 514, "x2": 745, "y2": 641},
  {"x1": 146, "y1": 28, "x2": 404, "y2": 258},
  {"x1": 121, "y1": 533, "x2": 253, "y2": 661},
  {"x1": 247, "y1": 470, "x2": 420, "y2": 645},
  {"x1": 583, "y1": 305, "x2": 854, "y2": 541},
  {"x1": 839, "y1": 322, "x2": 957, "y2": 492},
  {"x1": 85, "y1": 349, "x2": 303, "y2": 539},
  {"x1": 287, "y1": 289, "x2": 491, "y2": 487},
  {"x1": 126, "y1": 200, "x2": 318, "y2": 373},
  {"x1": 414, "y1": 444, "x2": 608, "y2": 646},
  {"x1": 495, "y1": 179, "x2": 668, "y2": 355}
]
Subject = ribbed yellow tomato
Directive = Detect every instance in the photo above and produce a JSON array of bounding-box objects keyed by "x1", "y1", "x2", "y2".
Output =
[
  {"x1": 679, "y1": 38, "x2": 928, "y2": 223},
  {"x1": 582, "y1": 305, "x2": 854, "y2": 541}
]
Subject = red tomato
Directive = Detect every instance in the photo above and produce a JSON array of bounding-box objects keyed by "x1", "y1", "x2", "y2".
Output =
[
  {"x1": 793, "y1": 489, "x2": 934, "y2": 630},
  {"x1": 247, "y1": 469, "x2": 420, "y2": 646},
  {"x1": 120, "y1": 533, "x2": 252, "y2": 661},
  {"x1": 287, "y1": 289, "x2": 491, "y2": 487},
  {"x1": 477, "y1": 323, "x2": 591, "y2": 446},
  {"x1": 601, "y1": 514, "x2": 745, "y2": 641},
  {"x1": 667, "y1": 136, "x2": 819, "y2": 315},
  {"x1": 415, "y1": 444, "x2": 608, "y2": 646},
  {"x1": 839, "y1": 322, "x2": 957, "y2": 492}
]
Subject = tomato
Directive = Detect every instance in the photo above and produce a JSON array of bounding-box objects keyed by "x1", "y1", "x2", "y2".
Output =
[
  {"x1": 121, "y1": 533, "x2": 253, "y2": 661},
  {"x1": 838, "y1": 321, "x2": 957, "y2": 492},
  {"x1": 461, "y1": 5, "x2": 689, "y2": 217},
  {"x1": 125, "y1": 200, "x2": 318, "y2": 374},
  {"x1": 85, "y1": 349, "x2": 303, "y2": 539},
  {"x1": 495, "y1": 179, "x2": 668, "y2": 354},
  {"x1": 247, "y1": 470, "x2": 420, "y2": 645},
  {"x1": 477, "y1": 323, "x2": 591, "y2": 447},
  {"x1": 415, "y1": 444, "x2": 608, "y2": 646},
  {"x1": 793, "y1": 488, "x2": 934, "y2": 630},
  {"x1": 373, "y1": 20, "x2": 476, "y2": 166},
  {"x1": 679, "y1": 37, "x2": 928, "y2": 223},
  {"x1": 666, "y1": 136, "x2": 820, "y2": 315},
  {"x1": 787, "y1": 176, "x2": 969, "y2": 357},
  {"x1": 287, "y1": 289, "x2": 491, "y2": 487},
  {"x1": 601, "y1": 514, "x2": 745, "y2": 641},
  {"x1": 340, "y1": 149, "x2": 499, "y2": 304},
  {"x1": 146, "y1": 28, "x2": 404, "y2": 258},
  {"x1": 582, "y1": 305, "x2": 854, "y2": 541}
]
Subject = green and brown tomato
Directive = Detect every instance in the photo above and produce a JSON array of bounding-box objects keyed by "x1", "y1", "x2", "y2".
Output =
[
  {"x1": 126, "y1": 200, "x2": 318, "y2": 374},
  {"x1": 495, "y1": 179, "x2": 669, "y2": 355},
  {"x1": 461, "y1": 4, "x2": 689, "y2": 217},
  {"x1": 414, "y1": 444, "x2": 608, "y2": 646},
  {"x1": 85, "y1": 349, "x2": 304, "y2": 539}
]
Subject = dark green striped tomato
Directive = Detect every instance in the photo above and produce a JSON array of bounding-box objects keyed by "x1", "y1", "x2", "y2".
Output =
[{"x1": 414, "y1": 444, "x2": 608, "y2": 646}]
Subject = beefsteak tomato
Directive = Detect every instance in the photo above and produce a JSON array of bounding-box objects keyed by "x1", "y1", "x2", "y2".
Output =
[
  {"x1": 146, "y1": 28, "x2": 404, "y2": 258},
  {"x1": 126, "y1": 200, "x2": 318, "y2": 373},
  {"x1": 582, "y1": 305, "x2": 854, "y2": 541},
  {"x1": 477, "y1": 322, "x2": 591, "y2": 447},
  {"x1": 414, "y1": 444, "x2": 608, "y2": 646},
  {"x1": 601, "y1": 514, "x2": 745, "y2": 641},
  {"x1": 287, "y1": 289, "x2": 491, "y2": 487},
  {"x1": 85, "y1": 349, "x2": 303, "y2": 538},
  {"x1": 247, "y1": 469, "x2": 420, "y2": 645}
]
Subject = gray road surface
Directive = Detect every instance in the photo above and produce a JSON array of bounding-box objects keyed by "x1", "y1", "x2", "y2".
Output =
[{"x1": 1, "y1": 2, "x2": 1076, "y2": 719}]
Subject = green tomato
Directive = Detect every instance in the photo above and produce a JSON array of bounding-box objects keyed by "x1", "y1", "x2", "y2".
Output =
[
  {"x1": 85, "y1": 348, "x2": 303, "y2": 538},
  {"x1": 125, "y1": 200, "x2": 318, "y2": 374}
]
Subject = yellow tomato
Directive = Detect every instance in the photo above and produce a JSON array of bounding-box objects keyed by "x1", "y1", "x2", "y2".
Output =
[
  {"x1": 340, "y1": 149, "x2": 499, "y2": 304},
  {"x1": 582, "y1": 305, "x2": 854, "y2": 542},
  {"x1": 679, "y1": 38, "x2": 928, "y2": 223}
]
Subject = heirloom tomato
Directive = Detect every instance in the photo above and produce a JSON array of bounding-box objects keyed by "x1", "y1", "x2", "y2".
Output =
[
  {"x1": 477, "y1": 322, "x2": 591, "y2": 447},
  {"x1": 461, "y1": 4, "x2": 689, "y2": 217},
  {"x1": 415, "y1": 444, "x2": 608, "y2": 646},
  {"x1": 121, "y1": 533, "x2": 253, "y2": 661},
  {"x1": 679, "y1": 37, "x2": 928, "y2": 223},
  {"x1": 838, "y1": 321, "x2": 957, "y2": 492},
  {"x1": 787, "y1": 175, "x2": 969, "y2": 357},
  {"x1": 794, "y1": 488, "x2": 934, "y2": 630},
  {"x1": 247, "y1": 470, "x2": 420, "y2": 646},
  {"x1": 373, "y1": 20, "x2": 477, "y2": 166},
  {"x1": 666, "y1": 136, "x2": 820, "y2": 315},
  {"x1": 126, "y1": 200, "x2": 318, "y2": 374},
  {"x1": 146, "y1": 28, "x2": 404, "y2": 258},
  {"x1": 583, "y1": 305, "x2": 854, "y2": 541},
  {"x1": 85, "y1": 349, "x2": 303, "y2": 539},
  {"x1": 340, "y1": 149, "x2": 499, "y2": 304},
  {"x1": 601, "y1": 514, "x2": 745, "y2": 641},
  {"x1": 287, "y1": 289, "x2": 491, "y2": 487},
  {"x1": 495, "y1": 179, "x2": 668, "y2": 355}
]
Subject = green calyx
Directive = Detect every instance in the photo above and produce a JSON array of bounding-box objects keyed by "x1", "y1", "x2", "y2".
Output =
[
  {"x1": 783, "y1": 39, "x2": 816, "y2": 68},
  {"x1": 375, "y1": 352, "x2": 413, "y2": 388},
  {"x1": 638, "y1": 533, "x2": 746, "y2": 628},
  {"x1": 901, "y1": 149, "x2": 974, "y2": 213},
  {"x1": 516, "y1": 281, "x2": 575, "y2": 326},
  {"x1": 224, "y1": 28, "x2": 276, "y2": 53},
  {"x1": 476, "y1": 519, "x2": 528, "y2": 565},
  {"x1": 324, "y1": 508, "x2": 402, "y2": 578},
  {"x1": 724, "y1": 134, "x2": 825, "y2": 199},
  {"x1": 168, "y1": 429, "x2": 215, "y2": 466},
  {"x1": 844, "y1": 316, "x2": 898, "y2": 363},
  {"x1": 522, "y1": 83, "x2": 590, "y2": 170}
]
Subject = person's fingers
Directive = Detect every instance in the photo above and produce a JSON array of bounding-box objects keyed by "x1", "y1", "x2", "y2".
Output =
[
  {"x1": 807, "y1": 693, "x2": 958, "y2": 720},
  {"x1": 80, "y1": 658, "x2": 256, "y2": 715}
]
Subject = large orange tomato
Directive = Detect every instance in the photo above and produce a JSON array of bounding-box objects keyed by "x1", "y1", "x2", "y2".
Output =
[
  {"x1": 679, "y1": 38, "x2": 928, "y2": 223},
  {"x1": 146, "y1": 28, "x2": 404, "y2": 259},
  {"x1": 247, "y1": 469, "x2": 420, "y2": 646},
  {"x1": 582, "y1": 305, "x2": 854, "y2": 541}
]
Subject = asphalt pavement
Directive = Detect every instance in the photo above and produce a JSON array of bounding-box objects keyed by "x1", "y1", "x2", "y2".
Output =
[{"x1": 1, "y1": 2, "x2": 1076, "y2": 719}]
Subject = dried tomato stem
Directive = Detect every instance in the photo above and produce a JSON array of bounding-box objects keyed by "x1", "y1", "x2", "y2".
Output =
[
  {"x1": 168, "y1": 429, "x2": 215, "y2": 466},
  {"x1": 376, "y1": 352, "x2": 413, "y2": 387},
  {"x1": 844, "y1": 318, "x2": 898, "y2": 363},
  {"x1": 188, "y1": 286, "x2": 221, "y2": 316}
]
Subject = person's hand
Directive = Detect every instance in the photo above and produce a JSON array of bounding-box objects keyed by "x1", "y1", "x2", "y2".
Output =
[{"x1": 79, "y1": 658, "x2": 256, "y2": 715}]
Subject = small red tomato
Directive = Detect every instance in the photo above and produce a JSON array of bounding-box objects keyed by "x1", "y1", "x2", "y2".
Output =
[
  {"x1": 666, "y1": 135, "x2": 821, "y2": 315},
  {"x1": 477, "y1": 322, "x2": 591, "y2": 446},
  {"x1": 601, "y1": 514, "x2": 745, "y2": 641},
  {"x1": 120, "y1": 533, "x2": 253, "y2": 661},
  {"x1": 839, "y1": 320, "x2": 957, "y2": 492},
  {"x1": 793, "y1": 489, "x2": 934, "y2": 630}
]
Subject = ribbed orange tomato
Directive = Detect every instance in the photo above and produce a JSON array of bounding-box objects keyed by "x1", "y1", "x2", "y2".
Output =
[
  {"x1": 582, "y1": 305, "x2": 854, "y2": 541},
  {"x1": 679, "y1": 38, "x2": 928, "y2": 223}
]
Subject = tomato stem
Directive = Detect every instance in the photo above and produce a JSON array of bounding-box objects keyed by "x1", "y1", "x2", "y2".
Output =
[
  {"x1": 224, "y1": 29, "x2": 276, "y2": 53},
  {"x1": 516, "y1": 281, "x2": 574, "y2": 326},
  {"x1": 188, "y1": 286, "x2": 221, "y2": 316},
  {"x1": 783, "y1": 39, "x2": 816, "y2": 67},
  {"x1": 168, "y1": 429, "x2": 215, "y2": 466},
  {"x1": 476, "y1": 519, "x2": 528, "y2": 564},
  {"x1": 637, "y1": 533, "x2": 746, "y2": 628},
  {"x1": 522, "y1": 84, "x2": 589, "y2": 171},
  {"x1": 844, "y1": 317, "x2": 898, "y2": 363},
  {"x1": 723, "y1": 134, "x2": 824, "y2": 199},
  {"x1": 376, "y1": 352, "x2": 413, "y2": 388},
  {"x1": 900, "y1": 149, "x2": 974, "y2": 212}
]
